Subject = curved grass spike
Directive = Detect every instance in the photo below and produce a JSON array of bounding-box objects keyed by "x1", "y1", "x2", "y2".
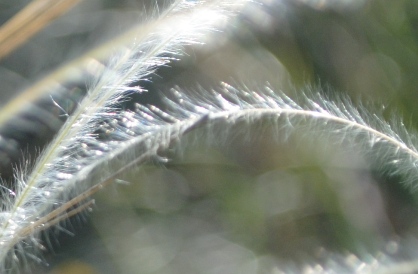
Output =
[
  {"x1": 2, "y1": 0, "x2": 418, "y2": 272},
  {"x1": 0, "y1": 0, "x2": 248, "y2": 271},
  {"x1": 18, "y1": 82, "x2": 418, "y2": 272}
]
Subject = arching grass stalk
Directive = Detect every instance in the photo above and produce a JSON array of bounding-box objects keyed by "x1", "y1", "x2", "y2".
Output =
[
  {"x1": 13, "y1": 82, "x2": 418, "y2": 272},
  {"x1": 0, "y1": 0, "x2": 248, "y2": 270}
]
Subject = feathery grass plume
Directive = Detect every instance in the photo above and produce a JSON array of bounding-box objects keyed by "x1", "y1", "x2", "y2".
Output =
[
  {"x1": 78, "y1": 83, "x2": 418, "y2": 273},
  {"x1": 0, "y1": 0, "x2": 248, "y2": 271},
  {"x1": 113, "y1": 82, "x2": 418, "y2": 190},
  {"x1": 27, "y1": 82, "x2": 418, "y2": 273},
  {"x1": 1, "y1": 0, "x2": 417, "y2": 273}
]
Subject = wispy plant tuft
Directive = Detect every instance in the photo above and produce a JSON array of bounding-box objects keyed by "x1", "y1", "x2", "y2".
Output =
[
  {"x1": 0, "y1": 0, "x2": 248, "y2": 271},
  {"x1": 125, "y1": 83, "x2": 418, "y2": 189},
  {"x1": 1, "y1": 0, "x2": 418, "y2": 273}
]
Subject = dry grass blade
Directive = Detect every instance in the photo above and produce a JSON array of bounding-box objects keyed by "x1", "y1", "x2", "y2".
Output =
[{"x1": 0, "y1": 0, "x2": 82, "y2": 60}]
